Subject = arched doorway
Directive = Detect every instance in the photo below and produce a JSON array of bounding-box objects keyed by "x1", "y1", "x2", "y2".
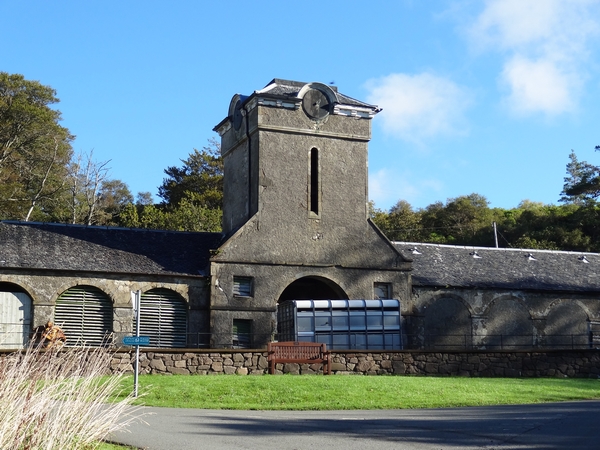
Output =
[
  {"x1": 278, "y1": 276, "x2": 348, "y2": 303},
  {"x1": 277, "y1": 276, "x2": 348, "y2": 345},
  {"x1": 0, "y1": 282, "x2": 32, "y2": 349}
]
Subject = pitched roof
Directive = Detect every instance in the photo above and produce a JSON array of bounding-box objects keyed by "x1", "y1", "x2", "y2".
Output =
[
  {"x1": 0, "y1": 221, "x2": 222, "y2": 276},
  {"x1": 394, "y1": 242, "x2": 600, "y2": 293},
  {"x1": 214, "y1": 79, "x2": 381, "y2": 132},
  {"x1": 257, "y1": 78, "x2": 377, "y2": 109}
]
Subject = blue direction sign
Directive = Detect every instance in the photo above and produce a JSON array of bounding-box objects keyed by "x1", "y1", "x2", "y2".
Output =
[{"x1": 122, "y1": 335, "x2": 150, "y2": 346}]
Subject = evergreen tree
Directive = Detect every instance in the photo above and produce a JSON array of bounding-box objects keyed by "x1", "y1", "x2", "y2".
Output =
[
  {"x1": 560, "y1": 149, "x2": 600, "y2": 204},
  {"x1": 0, "y1": 72, "x2": 73, "y2": 220}
]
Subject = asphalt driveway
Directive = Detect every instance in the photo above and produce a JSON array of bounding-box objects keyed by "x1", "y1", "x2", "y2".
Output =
[{"x1": 111, "y1": 400, "x2": 600, "y2": 449}]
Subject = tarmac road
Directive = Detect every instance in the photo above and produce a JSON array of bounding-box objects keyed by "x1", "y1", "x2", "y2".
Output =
[{"x1": 111, "y1": 400, "x2": 600, "y2": 449}]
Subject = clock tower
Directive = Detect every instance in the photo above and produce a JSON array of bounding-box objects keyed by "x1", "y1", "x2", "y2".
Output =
[{"x1": 211, "y1": 79, "x2": 411, "y2": 347}]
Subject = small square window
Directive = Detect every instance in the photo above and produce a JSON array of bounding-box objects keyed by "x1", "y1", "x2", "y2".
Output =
[
  {"x1": 233, "y1": 276, "x2": 253, "y2": 297},
  {"x1": 374, "y1": 282, "x2": 392, "y2": 299}
]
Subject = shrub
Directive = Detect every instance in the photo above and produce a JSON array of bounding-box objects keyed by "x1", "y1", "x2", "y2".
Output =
[{"x1": 0, "y1": 344, "x2": 139, "y2": 450}]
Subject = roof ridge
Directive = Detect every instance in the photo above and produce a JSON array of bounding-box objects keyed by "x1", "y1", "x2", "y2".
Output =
[
  {"x1": 1, "y1": 220, "x2": 223, "y2": 237},
  {"x1": 393, "y1": 241, "x2": 599, "y2": 256}
]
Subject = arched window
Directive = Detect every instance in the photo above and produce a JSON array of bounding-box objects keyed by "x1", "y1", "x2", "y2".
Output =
[
  {"x1": 55, "y1": 286, "x2": 113, "y2": 347},
  {"x1": 138, "y1": 288, "x2": 187, "y2": 348}
]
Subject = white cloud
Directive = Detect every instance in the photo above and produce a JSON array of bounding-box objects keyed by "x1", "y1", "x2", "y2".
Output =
[
  {"x1": 369, "y1": 167, "x2": 443, "y2": 210},
  {"x1": 468, "y1": 0, "x2": 599, "y2": 116},
  {"x1": 501, "y1": 56, "x2": 576, "y2": 115},
  {"x1": 365, "y1": 73, "x2": 472, "y2": 143},
  {"x1": 470, "y1": 0, "x2": 564, "y2": 50}
]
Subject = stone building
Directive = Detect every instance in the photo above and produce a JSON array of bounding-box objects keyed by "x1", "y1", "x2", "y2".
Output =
[
  {"x1": 1, "y1": 79, "x2": 598, "y2": 350},
  {"x1": 0, "y1": 223, "x2": 220, "y2": 348},
  {"x1": 394, "y1": 242, "x2": 600, "y2": 349},
  {"x1": 209, "y1": 79, "x2": 411, "y2": 348}
]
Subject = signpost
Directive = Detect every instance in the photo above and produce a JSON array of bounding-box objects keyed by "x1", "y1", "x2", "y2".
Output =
[{"x1": 123, "y1": 335, "x2": 150, "y2": 346}]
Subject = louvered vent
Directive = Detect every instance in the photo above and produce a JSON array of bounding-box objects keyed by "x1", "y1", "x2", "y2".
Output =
[
  {"x1": 137, "y1": 289, "x2": 187, "y2": 348},
  {"x1": 232, "y1": 319, "x2": 252, "y2": 348},
  {"x1": 233, "y1": 276, "x2": 253, "y2": 297},
  {"x1": 55, "y1": 286, "x2": 113, "y2": 347}
]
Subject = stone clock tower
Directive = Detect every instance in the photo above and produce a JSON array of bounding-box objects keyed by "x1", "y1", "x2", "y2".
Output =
[{"x1": 211, "y1": 79, "x2": 411, "y2": 347}]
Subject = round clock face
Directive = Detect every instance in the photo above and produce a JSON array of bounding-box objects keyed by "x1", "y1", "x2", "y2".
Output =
[{"x1": 302, "y1": 88, "x2": 330, "y2": 120}]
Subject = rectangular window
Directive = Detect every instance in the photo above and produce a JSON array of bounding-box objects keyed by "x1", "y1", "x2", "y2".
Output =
[
  {"x1": 309, "y1": 148, "x2": 320, "y2": 216},
  {"x1": 232, "y1": 319, "x2": 252, "y2": 348},
  {"x1": 374, "y1": 282, "x2": 392, "y2": 299},
  {"x1": 233, "y1": 276, "x2": 253, "y2": 297}
]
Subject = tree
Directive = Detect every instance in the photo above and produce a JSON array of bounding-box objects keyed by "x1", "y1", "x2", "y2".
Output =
[
  {"x1": 95, "y1": 179, "x2": 134, "y2": 225},
  {"x1": 158, "y1": 138, "x2": 223, "y2": 210},
  {"x1": 117, "y1": 138, "x2": 224, "y2": 233},
  {"x1": 135, "y1": 191, "x2": 153, "y2": 206},
  {"x1": 496, "y1": 201, "x2": 599, "y2": 252},
  {"x1": 0, "y1": 72, "x2": 73, "y2": 220},
  {"x1": 420, "y1": 193, "x2": 494, "y2": 245},
  {"x1": 560, "y1": 149, "x2": 600, "y2": 204},
  {"x1": 118, "y1": 192, "x2": 221, "y2": 232},
  {"x1": 374, "y1": 200, "x2": 422, "y2": 242},
  {"x1": 62, "y1": 150, "x2": 111, "y2": 225}
]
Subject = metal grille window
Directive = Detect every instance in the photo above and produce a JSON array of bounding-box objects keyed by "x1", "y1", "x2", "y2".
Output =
[
  {"x1": 233, "y1": 276, "x2": 253, "y2": 297},
  {"x1": 232, "y1": 319, "x2": 252, "y2": 348},
  {"x1": 138, "y1": 288, "x2": 187, "y2": 348},
  {"x1": 55, "y1": 286, "x2": 113, "y2": 347}
]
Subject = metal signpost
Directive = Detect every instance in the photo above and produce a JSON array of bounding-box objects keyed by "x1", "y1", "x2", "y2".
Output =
[{"x1": 125, "y1": 290, "x2": 149, "y2": 397}]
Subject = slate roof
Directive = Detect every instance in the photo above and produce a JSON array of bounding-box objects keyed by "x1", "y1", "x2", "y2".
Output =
[
  {"x1": 255, "y1": 78, "x2": 377, "y2": 109},
  {"x1": 394, "y1": 242, "x2": 600, "y2": 293},
  {"x1": 0, "y1": 221, "x2": 223, "y2": 276}
]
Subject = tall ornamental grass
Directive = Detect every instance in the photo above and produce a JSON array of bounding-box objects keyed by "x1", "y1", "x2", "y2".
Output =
[{"x1": 0, "y1": 343, "x2": 139, "y2": 450}]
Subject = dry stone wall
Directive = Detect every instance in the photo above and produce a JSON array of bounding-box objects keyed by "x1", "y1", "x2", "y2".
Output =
[{"x1": 108, "y1": 349, "x2": 600, "y2": 378}]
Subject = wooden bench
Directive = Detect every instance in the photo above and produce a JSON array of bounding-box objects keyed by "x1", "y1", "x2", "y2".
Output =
[{"x1": 267, "y1": 341, "x2": 331, "y2": 375}]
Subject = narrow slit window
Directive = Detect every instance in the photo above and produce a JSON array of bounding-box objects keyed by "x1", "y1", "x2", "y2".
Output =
[{"x1": 309, "y1": 148, "x2": 320, "y2": 215}]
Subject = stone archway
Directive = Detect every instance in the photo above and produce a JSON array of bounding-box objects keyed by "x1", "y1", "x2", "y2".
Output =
[
  {"x1": 54, "y1": 285, "x2": 113, "y2": 347},
  {"x1": 277, "y1": 276, "x2": 348, "y2": 303},
  {"x1": 422, "y1": 295, "x2": 472, "y2": 350},
  {"x1": 544, "y1": 301, "x2": 589, "y2": 349},
  {"x1": 139, "y1": 288, "x2": 188, "y2": 348},
  {"x1": 0, "y1": 282, "x2": 33, "y2": 349},
  {"x1": 483, "y1": 297, "x2": 533, "y2": 349}
]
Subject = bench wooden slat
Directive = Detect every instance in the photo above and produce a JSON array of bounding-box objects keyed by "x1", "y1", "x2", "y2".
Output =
[{"x1": 267, "y1": 341, "x2": 331, "y2": 375}]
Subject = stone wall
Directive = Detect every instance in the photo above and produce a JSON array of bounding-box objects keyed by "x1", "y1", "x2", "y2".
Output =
[{"x1": 108, "y1": 349, "x2": 600, "y2": 378}]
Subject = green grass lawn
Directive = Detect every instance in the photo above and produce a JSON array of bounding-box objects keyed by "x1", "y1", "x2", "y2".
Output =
[
  {"x1": 113, "y1": 375, "x2": 600, "y2": 410},
  {"x1": 98, "y1": 443, "x2": 138, "y2": 450}
]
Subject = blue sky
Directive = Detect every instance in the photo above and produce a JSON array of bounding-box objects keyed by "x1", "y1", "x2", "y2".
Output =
[{"x1": 2, "y1": 0, "x2": 600, "y2": 211}]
